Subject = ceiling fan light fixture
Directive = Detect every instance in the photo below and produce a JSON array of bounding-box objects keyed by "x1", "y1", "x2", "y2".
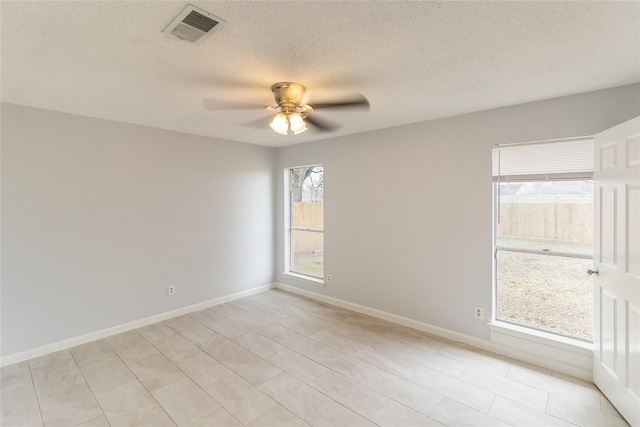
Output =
[
  {"x1": 292, "y1": 124, "x2": 308, "y2": 135},
  {"x1": 270, "y1": 112, "x2": 289, "y2": 135},
  {"x1": 289, "y1": 113, "x2": 307, "y2": 135},
  {"x1": 204, "y1": 81, "x2": 369, "y2": 136},
  {"x1": 269, "y1": 111, "x2": 308, "y2": 136}
]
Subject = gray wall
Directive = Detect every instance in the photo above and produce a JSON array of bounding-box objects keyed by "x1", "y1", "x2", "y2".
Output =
[
  {"x1": 2, "y1": 84, "x2": 638, "y2": 358},
  {"x1": 1, "y1": 104, "x2": 275, "y2": 357},
  {"x1": 275, "y1": 83, "x2": 640, "y2": 341}
]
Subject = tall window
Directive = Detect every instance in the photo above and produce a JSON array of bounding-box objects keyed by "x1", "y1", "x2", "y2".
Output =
[
  {"x1": 288, "y1": 165, "x2": 323, "y2": 279},
  {"x1": 493, "y1": 138, "x2": 594, "y2": 341}
]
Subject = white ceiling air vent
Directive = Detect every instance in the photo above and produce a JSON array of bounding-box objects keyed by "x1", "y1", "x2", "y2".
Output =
[{"x1": 162, "y1": 4, "x2": 226, "y2": 44}]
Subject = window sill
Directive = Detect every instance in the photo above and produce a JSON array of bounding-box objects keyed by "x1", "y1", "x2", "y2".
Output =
[
  {"x1": 488, "y1": 320, "x2": 593, "y2": 379},
  {"x1": 282, "y1": 272, "x2": 325, "y2": 287},
  {"x1": 489, "y1": 321, "x2": 592, "y2": 355}
]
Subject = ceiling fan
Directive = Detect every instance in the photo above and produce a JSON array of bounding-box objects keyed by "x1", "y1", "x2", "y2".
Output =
[{"x1": 204, "y1": 82, "x2": 370, "y2": 135}]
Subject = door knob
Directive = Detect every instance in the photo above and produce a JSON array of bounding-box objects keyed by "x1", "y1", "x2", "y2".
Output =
[{"x1": 587, "y1": 269, "x2": 600, "y2": 277}]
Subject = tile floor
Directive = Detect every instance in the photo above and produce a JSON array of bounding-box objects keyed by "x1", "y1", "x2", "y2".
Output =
[{"x1": 0, "y1": 289, "x2": 630, "y2": 427}]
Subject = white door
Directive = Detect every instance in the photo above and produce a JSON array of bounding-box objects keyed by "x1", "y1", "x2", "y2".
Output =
[{"x1": 593, "y1": 116, "x2": 640, "y2": 426}]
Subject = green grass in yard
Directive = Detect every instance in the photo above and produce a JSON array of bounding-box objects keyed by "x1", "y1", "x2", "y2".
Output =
[{"x1": 292, "y1": 251, "x2": 323, "y2": 279}]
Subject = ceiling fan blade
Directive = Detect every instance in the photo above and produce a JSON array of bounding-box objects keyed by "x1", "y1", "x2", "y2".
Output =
[
  {"x1": 310, "y1": 94, "x2": 370, "y2": 111},
  {"x1": 305, "y1": 115, "x2": 340, "y2": 132},
  {"x1": 203, "y1": 98, "x2": 271, "y2": 110}
]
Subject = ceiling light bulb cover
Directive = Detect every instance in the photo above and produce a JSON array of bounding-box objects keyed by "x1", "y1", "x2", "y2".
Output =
[
  {"x1": 292, "y1": 124, "x2": 308, "y2": 135},
  {"x1": 270, "y1": 112, "x2": 289, "y2": 135},
  {"x1": 289, "y1": 113, "x2": 307, "y2": 134}
]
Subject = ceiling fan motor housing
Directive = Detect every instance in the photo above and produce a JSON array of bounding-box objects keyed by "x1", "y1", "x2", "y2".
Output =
[{"x1": 271, "y1": 82, "x2": 306, "y2": 109}]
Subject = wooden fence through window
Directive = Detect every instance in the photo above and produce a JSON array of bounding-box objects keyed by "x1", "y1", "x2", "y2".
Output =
[{"x1": 290, "y1": 199, "x2": 593, "y2": 252}]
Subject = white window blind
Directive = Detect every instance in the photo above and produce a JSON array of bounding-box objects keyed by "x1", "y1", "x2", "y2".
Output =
[{"x1": 492, "y1": 137, "x2": 594, "y2": 182}]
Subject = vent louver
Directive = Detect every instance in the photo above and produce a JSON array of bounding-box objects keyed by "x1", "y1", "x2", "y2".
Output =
[{"x1": 163, "y1": 4, "x2": 225, "y2": 44}]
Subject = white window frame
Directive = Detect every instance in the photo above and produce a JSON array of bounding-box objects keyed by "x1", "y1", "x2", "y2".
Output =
[
  {"x1": 284, "y1": 164, "x2": 325, "y2": 286},
  {"x1": 492, "y1": 137, "x2": 594, "y2": 342}
]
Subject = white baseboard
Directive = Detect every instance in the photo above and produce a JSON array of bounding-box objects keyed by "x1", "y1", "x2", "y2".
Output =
[
  {"x1": 0, "y1": 283, "x2": 275, "y2": 367},
  {"x1": 4, "y1": 281, "x2": 592, "y2": 381},
  {"x1": 275, "y1": 283, "x2": 593, "y2": 381}
]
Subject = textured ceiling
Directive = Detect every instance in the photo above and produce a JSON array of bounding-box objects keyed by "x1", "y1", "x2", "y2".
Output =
[{"x1": 1, "y1": 1, "x2": 638, "y2": 147}]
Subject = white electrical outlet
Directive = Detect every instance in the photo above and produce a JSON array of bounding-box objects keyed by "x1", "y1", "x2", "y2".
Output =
[
  {"x1": 168, "y1": 286, "x2": 175, "y2": 296},
  {"x1": 474, "y1": 306, "x2": 484, "y2": 319},
  {"x1": 326, "y1": 275, "x2": 332, "y2": 283}
]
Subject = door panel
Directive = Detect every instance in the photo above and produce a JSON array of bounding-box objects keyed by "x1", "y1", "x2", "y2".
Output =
[
  {"x1": 593, "y1": 116, "x2": 640, "y2": 426},
  {"x1": 600, "y1": 289, "x2": 617, "y2": 373},
  {"x1": 627, "y1": 135, "x2": 640, "y2": 167},
  {"x1": 628, "y1": 303, "x2": 639, "y2": 398},
  {"x1": 600, "y1": 187, "x2": 617, "y2": 267},
  {"x1": 627, "y1": 185, "x2": 640, "y2": 277},
  {"x1": 600, "y1": 142, "x2": 618, "y2": 170}
]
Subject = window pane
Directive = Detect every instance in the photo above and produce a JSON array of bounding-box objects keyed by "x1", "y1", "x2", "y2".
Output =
[
  {"x1": 291, "y1": 230, "x2": 323, "y2": 278},
  {"x1": 496, "y1": 250, "x2": 593, "y2": 340},
  {"x1": 290, "y1": 167, "x2": 323, "y2": 201},
  {"x1": 289, "y1": 165, "x2": 323, "y2": 279},
  {"x1": 292, "y1": 201, "x2": 323, "y2": 230},
  {"x1": 496, "y1": 181, "x2": 593, "y2": 254}
]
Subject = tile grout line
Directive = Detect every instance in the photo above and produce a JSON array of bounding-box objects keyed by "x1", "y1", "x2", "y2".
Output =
[
  {"x1": 101, "y1": 334, "x2": 174, "y2": 427},
  {"x1": 67, "y1": 350, "x2": 108, "y2": 427},
  {"x1": 27, "y1": 361, "x2": 45, "y2": 427},
  {"x1": 485, "y1": 393, "x2": 498, "y2": 415},
  {"x1": 159, "y1": 308, "x2": 314, "y2": 426},
  {"x1": 102, "y1": 339, "x2": 162, "y2": 427},
  {"x1": 226, "y1": 296, "x2": 396, "y2": 424},
  {"x1": 304, "y1": 344, "x2": 439, "y2": 420},
  {"x1": 130, "y1": 324, "x2": 234, "y2": 427}
]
